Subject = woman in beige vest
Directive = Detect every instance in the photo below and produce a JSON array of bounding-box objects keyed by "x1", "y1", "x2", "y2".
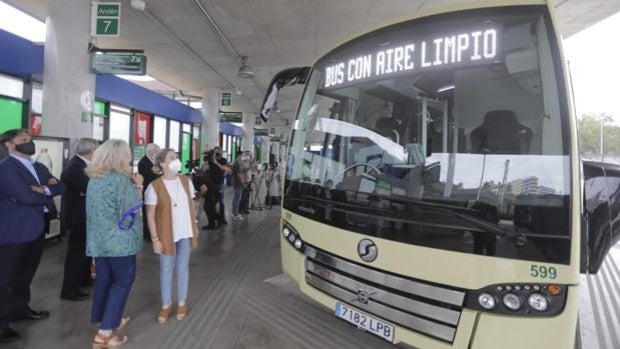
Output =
[{"x1": 144, "y1": 149, "x2": 198, "y2": 324}]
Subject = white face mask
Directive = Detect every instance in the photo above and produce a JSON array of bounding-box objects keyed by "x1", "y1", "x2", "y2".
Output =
[{"x1": 168, "y1": 159, "x2": 182, "y2": 173}]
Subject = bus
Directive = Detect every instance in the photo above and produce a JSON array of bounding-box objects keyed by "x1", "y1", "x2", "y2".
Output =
[{"x1": 259, "y1": 1, "x2": 620, "y2": 347}]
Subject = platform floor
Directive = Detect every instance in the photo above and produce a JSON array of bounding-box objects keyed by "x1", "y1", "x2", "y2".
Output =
[{"x1": 3, "y1": 201, "x2": 620, "y2": 349}]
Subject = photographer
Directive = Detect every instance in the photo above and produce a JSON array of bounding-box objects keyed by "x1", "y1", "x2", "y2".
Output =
[{"x1": 202, "y1": 145, "x2": 229, "y2": 225}]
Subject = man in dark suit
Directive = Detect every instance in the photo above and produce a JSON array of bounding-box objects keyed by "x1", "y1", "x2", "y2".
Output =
[
  {"x1": 59, "y1": 138, "x2": 98, "y2": 302},
  {"x1": 138, "y1": 143, "x2": 161, "y2": 241},
  {"x1": 0, "y1": 129, "x2": 65, "y2": 343}
]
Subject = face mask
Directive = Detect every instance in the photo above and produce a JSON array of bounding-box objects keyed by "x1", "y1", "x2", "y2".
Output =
[
  {"x1": 15, "y1": 141, "x2": 36, "y2": 156},
  {"x1": 168, "y1": 159, "x2": 182, "y2": 173},
  {"x1": 215, "y1": 153, "x2": 221, "y2": 158}
]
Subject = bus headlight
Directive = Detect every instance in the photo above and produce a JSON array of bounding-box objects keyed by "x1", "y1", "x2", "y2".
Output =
[
  {"x1": 465, "y1": 283, "x2": 566, "y2": 316},
  {"x1": 294, "y1": 239, "x2": 303, "y2": 249},
  {"x1": 477, "y1": 293, "x2": 496, "y2": 310},
  {"x1": 528, "y1": 293, "x2": 549, "y2": 312},
  {"x1": 282, "y1": 222, "x2": 305, "y2": 253},
  {"x1": 502, "y1": 293, "x2": 522, "y2": 311}
]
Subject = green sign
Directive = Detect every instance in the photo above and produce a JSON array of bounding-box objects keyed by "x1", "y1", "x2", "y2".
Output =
[
  {"x1": 91, "y1": 2, "x2": 121, "y2": 37},
  {"x1": 133, "y1": 144, "x2": 146, "y2": 165},
  {"x1": 220, "y1": 91, "x2": 232, "y2": 107},
  {"x1": 91, "y1": 54, "x2": 147, "y2": 75},
  {"x1": 94, "y1": 101, "x2": 107, "y2": 117},
  {"x1": 0, "y1": 98, "x2": 23, "y2": 134},
  {"x1": 219, "y1": 111, "x2": 242, "y2": 123},
  {"x1": 255, "y1": 116, "x2": 262, "y2": 126},
  {"x1": 254, "y1": 128, "x2": 268, "y2": 136}
]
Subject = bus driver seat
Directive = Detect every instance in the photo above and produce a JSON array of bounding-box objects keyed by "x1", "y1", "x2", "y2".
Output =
[{"x1": 470, "y1": 110, "x2": 532, "y2": 154}]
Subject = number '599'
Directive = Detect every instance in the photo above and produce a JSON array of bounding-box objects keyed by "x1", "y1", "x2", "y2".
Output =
[{"x1": 530, "y1": 265, "x2": 557, "y2": 279}]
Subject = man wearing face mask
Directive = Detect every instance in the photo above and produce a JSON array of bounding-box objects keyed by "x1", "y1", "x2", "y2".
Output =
[
  {"x1": 205, "y1": 145, "x2": 230, "y2": 225},
  {"x1": 0, "y1": 129, "x2": 65, "y2": 343}
]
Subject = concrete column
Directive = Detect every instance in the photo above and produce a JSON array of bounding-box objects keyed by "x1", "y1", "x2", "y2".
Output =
[
  {"x1": 42, "y1": 0, "x2": 96, "y2": 140},
  {"x1": 242, "y1": 112, "x2": 254, "y2": 152},
  {"x1": 201, "y1": 88, "x2": 220, "y2": 152}
]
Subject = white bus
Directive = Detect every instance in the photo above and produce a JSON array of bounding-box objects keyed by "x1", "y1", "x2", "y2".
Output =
[{"x1": 260, "y1": 1, "x2": 620, "y2": 347}]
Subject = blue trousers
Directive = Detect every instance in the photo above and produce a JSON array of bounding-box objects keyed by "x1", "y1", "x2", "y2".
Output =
[
  {"x1": 159, "y1": 238, "x2": 191, "y2": 305},
  {"x1": 232, "y1": 186, "x2": 244, "y2": 216},
  {"x1": 91, "y1": 255, "x2": 136, "y2": 330}
]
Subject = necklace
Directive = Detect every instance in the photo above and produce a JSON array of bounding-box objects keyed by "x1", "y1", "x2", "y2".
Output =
[{"x1": 169, "y1": 177, "x2": 181, "y2": 208}]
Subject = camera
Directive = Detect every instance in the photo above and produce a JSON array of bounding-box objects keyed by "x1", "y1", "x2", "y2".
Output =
[
  {"x1": 203, "y1": 149, "x2": 215, "y2": 163},
  {"x1": 185, "y1": 159, "x2": 200, "y2": 172}
]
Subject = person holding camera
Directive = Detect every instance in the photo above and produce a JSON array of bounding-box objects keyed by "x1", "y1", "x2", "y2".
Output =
[{"x1": 203, "y1": 145, "x2": 229, "y2": 225}]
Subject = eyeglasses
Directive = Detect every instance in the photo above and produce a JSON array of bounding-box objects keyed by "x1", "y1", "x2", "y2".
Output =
[{"x1": 118, "y1": 202, "x2": 144, "y2": 231}]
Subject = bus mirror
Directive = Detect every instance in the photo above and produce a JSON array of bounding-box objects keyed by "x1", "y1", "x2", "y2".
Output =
[{"x1": 260, "y1": 66, "x2": 310, "y2": 122}]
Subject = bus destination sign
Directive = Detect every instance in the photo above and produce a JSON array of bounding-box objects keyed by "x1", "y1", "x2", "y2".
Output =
[{"x1": 324, "y1": 27, "x2": 502, "y2": 89}]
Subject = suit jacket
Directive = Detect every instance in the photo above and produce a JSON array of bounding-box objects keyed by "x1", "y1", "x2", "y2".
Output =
[
  {"x1": 137, "y1": 155, "x2": 160, "y2": 190},
  {"x1": 0, "y1": 156, "x2": 65, "y2": 244},
  {"x1": 60, "y1": 156, "x2": 88, "y2": 228}
]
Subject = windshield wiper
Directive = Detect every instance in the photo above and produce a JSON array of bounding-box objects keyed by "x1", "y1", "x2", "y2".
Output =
[
  {"x1": 289, "y1": 188, "x2": 528, "y2": 247},
  {"x1": 448, "y1": 210, "x2": 527, "y2": 248}
]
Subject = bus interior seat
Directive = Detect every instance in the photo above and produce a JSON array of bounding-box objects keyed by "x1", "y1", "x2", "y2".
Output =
[
  {"x1": 470, "y1": 110, "x2": 532, "y2": 154},
  {"x1": 375, "y1": 117, "x2": 403, "y2": 144}
]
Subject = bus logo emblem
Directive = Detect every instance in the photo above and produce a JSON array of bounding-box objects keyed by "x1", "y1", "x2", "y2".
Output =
[{"x1": 357, "y1": 239, "x2": 378, "y2": 262}]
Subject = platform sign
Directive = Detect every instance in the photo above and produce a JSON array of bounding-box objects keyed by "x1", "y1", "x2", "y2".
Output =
[
  {"x1": 254, "y1": 128, "x2": 268, "y2": 136},
  {"x1": 219, "y1": 112, "x2": 242, "y2": 123},
  {"x1": 91, "y1": 54, "x2": 147, "y2": 75},
  {"x1": 220, "y1": 91, "x2": 232, "y2": 107},
  {"x1": 91, "y1": 2, "x2": 121, "y2": 37},
  {"x1": 255, "y1": 115, "x2": 262, "y2": 126}
]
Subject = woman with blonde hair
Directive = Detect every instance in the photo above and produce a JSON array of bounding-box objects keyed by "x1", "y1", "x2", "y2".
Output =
[
  {"x1": 144, "y1": 148, "x2": 198, "y2": 324},
  {"x1": 85, "y1": 139, "x2": 143, "y2": 349}
]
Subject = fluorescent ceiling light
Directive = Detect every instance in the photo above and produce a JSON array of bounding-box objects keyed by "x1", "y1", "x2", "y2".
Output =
[
  {"x1": 437, "y1": 84, "x2": 455, "y2": 93},
  {"x1": 115, "y1": 74, "x2": 156, "y2": 82},
  {"x1": 230, "y1": 122, "x2": 243, "y2": 127},
  {"x1": 0, "y1": 1, "x2": 46, "y2": 43}
]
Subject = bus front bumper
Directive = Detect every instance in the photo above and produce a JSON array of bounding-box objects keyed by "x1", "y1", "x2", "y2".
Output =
[{"x1": 282, "y1": 240, "x2": 579, "y2": 348}]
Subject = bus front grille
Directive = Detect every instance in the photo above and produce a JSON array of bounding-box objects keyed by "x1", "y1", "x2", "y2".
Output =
[{"x1": 304, "y1": 245, "x2": 465, "y2": 343}]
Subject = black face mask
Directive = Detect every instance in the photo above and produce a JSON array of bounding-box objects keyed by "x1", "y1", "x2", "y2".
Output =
[
  {"x1": 215, "y1": 153, "x2": 221, "y2": 158},
  {"x1": 15, "y1": 141, "x2": 36, "y2": 156}
]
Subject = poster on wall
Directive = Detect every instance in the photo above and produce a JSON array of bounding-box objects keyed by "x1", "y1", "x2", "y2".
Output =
[
  {"x1": 30, "y1": 115, "x2": 42, "y2": 136},
  {"x1": 133, "y1": 111, "x2": 152, "y2": 145},
  {"x1": 32, "y1": 137, "x2": 69, "y2": 240}
]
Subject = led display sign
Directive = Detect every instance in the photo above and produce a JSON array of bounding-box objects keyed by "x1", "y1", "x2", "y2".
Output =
[{"x1": 324, "y1": 27, "x2": 502, "y2": 89}]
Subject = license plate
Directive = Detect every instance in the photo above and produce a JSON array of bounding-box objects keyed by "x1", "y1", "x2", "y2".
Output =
[{"x1": 335, "y1": 302, "x2": 395, "y2": 343}]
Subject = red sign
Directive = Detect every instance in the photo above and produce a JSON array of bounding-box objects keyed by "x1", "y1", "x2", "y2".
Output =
[
  {"x1": 133, "y1": 111, "x2": 152, "y2": 145},
  {"x1": 30, "y1": 114, "x2": 42, "y2": 136}
]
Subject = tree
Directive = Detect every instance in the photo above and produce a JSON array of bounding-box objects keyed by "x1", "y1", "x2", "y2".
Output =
[{"x1": 578, "y1": 113, "x2": 619, "y2": 159}]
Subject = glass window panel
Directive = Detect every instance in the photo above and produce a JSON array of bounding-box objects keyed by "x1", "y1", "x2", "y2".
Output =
[
  {"x1": 182, "y1": 123, "x2": 191, "y2": 133},
  {"x1": 31, "y1": 84, "x2": 42, "y2": 114},
  {"x1": 169, "y1": 120, "x2": 180, "y2": 152},
  {"x1": 153, "y1": 116, "x2": 167, "y2": 148},
  {"x1": 109, "y1": 111, "x2": 130, "y2": 144},
  {"x1": 0, "y1": 74, "x2": 24, "y2": 99}
]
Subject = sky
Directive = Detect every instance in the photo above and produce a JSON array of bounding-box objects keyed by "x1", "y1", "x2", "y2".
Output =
[{"x1": 564, "y1": 11, "x2": 620, "y2": 124}]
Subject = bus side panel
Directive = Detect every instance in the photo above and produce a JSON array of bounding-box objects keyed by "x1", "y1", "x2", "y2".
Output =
[{"x1": 471, "y1": 286, "x2": 579, "y2": 348}]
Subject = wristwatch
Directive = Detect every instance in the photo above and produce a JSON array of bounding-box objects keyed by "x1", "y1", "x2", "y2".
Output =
[{"x1": 151, "y1": 235, "x2": 160, "y2": 241}]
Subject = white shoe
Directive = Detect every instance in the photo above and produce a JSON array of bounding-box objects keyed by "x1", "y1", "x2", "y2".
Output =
[{"x1": 234, "y1": 215, "x2": 245, "y2": 220}]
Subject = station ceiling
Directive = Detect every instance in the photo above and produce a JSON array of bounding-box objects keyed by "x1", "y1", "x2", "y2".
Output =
[{"x1": 6, "y1": 0, "x2": 620, "y2": 128}]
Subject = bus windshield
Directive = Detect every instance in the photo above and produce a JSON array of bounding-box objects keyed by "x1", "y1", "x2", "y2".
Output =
[{"x1": 284, "y1": 5, "x2": 572, "y2": 264}]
